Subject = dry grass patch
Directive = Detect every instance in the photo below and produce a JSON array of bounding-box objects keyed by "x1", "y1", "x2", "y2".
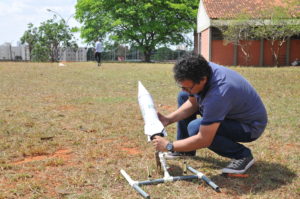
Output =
[{"x1": 0, "y1": 62, "x2": 299, "y2": 198}]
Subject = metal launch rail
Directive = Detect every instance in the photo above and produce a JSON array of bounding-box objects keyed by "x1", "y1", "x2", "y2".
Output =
[{"x1": 120, "y1": 152, "x2": 220, "y2": 199}]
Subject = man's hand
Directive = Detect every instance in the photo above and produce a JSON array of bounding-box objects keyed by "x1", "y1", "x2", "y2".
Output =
[
  {"x1": 152, "y1": 136, "x2": 169, "y2": 152},
  {"x1": 157, "y1": 112, "x2": 171, "y2": 127}
]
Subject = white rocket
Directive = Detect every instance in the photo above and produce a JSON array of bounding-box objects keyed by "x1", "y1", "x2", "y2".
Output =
[{"x1": 138, "y1": 81, "x2": 167, "y2": 141}]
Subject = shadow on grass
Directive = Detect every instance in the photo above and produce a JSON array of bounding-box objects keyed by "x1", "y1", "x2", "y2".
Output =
[{"x1": 187, "y1": 156, "x2": 297, "y2": 196}]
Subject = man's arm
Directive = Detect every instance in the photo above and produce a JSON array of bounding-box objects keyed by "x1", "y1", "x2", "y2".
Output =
[
  {"x1": 158, "y1": 96, "x2": 198, "y2": 126},
  {"x1": 173, "y1": 122, "x2": 220, "y2": 151},
  {"x1": 153, "y1": 122, "x2": 220, "y2": 151}
]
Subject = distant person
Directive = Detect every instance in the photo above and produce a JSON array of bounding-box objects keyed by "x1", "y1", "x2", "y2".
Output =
[
  {"x1": 152, "y1": 54, "x2": 268, "y2": 174},
  {"x1": 95, "y1": 38, "x2": 103, "y2": 66}
]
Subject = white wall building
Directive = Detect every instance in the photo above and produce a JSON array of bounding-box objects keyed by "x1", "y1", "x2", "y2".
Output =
[
  {"x1": 0, "y1": 43, "x2": 30, "y2": 61},
  {"x1": 0, "y1": 43, "x2": 87, "y2": 61},
  {"x1": 0, "y1": 43, "x2": 12, "y2": 60}
]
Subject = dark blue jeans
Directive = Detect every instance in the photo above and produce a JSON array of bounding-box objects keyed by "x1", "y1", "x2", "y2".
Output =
[
  {"x1": 177, "y1": 91, "x2": 255, "y2": 159},
  {"x1": 95, "y1": 52, "x2": 102, "y2": 64}
]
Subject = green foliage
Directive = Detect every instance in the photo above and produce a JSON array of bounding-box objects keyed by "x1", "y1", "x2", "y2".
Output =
[
  {"x1": 153, "y1": 47, "x2": 175, "y2": 61},
  {"x1": 254, "y1": 4, "x2": 300, "y2": 66},
  {"x1": 31, "y1": 43, "x2": 50, "y2": 62},
  {"x1": 255, "y1": 4, "x2": 300, "y2": 40},
  {"x1": 20, "y1": 23, "x2": 38, "y2": 60},
  {"x1": 75, "y1": 0, "x2": 198, "y2": 62},
  {"x1": 38, "y1": 17, "x2": 78, "y2": 62},
  {"x1": 220, "y1": 0, "x2": 300, "y2": 66},
  {"x1": 20, "y1": 17, "x2": 78, "y2": 62},
  {"x1": 222, "y1": 14, "x2": 255, "y2": 44},
  {"x1": 152, "y1": 47, "x2": 187, "y2": 61},
  {"x1": 221, "y1": 13, "x2": 256, "y2": 65}
]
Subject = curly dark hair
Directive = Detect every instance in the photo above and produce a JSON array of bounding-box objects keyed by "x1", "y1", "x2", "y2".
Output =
[{"x1": 173, "y1": 54, "x2": 211, "y2": 83}]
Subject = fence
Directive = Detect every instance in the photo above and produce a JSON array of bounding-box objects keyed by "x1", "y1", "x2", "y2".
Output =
[
  {"x1": 87, "y1": 47, "x2": 192, "y2": 62},
  {"x1": 1, "y1": 44, "x2": 192, "y2": 62}
]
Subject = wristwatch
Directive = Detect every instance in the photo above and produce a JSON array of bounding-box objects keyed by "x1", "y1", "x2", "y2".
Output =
[{"x1": 166, "y1": 142, "x2": 174, "y2": 152}]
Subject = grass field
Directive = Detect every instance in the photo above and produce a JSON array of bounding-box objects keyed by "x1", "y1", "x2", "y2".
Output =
[{"x1": 0, "y1": 62, "x2": 299, "y2": 199}]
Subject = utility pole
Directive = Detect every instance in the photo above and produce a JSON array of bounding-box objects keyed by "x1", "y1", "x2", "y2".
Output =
[{"x1": 9, "y1": 43, "x2": 12, "y2": 61}]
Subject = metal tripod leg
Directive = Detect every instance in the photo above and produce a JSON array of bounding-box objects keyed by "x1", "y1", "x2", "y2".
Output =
[
  {"x1": 187, "y1": 166, "x2": 220, "y2": 192},
  {"x1": 120, "y1": 169, "x2": 150, "y2": 199},
  {"x1": 121, "y1": 152, "x2": 220, "y2": 198}
]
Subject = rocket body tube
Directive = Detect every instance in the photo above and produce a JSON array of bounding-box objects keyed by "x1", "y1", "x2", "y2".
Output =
[{"x1": 138, "y1": 81, "x2": 167, "y2": 141}]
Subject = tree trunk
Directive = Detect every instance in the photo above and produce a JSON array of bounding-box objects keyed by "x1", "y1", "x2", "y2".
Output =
[
  {"x1": 28, "y1": 45, "x2": 33, "y2": 61},
  {"x1": 240, "y1": 45, "x2": 250, "y2": 66},
  {"x1": 143, "y1": 50, "x2": 152, "y2": 62},
  {"x1": 270, "y1": 40, "x2": 279, "y2": 66},
  {"x1": 193, "y1": 29, "x2": 198, "y2": 55}
]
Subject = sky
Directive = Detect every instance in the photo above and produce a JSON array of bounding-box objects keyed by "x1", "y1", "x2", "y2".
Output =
[
  {"x1": 0, "y1": 0, "x2": 194, "y2": 50},
  {"x1": 0, "y1": 0, "x2": 84, "y2": 46}
]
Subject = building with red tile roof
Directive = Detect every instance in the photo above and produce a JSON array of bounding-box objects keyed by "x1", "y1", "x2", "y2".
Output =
[{"x1": 195, "y1": 0, "x2": 300, "y2": 66}]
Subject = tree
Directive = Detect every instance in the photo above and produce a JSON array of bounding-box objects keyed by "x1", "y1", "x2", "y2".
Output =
[
  {"x1": 75, "y1": 0, "x2": 198, "y2": 62},
  {"x1": 20, "y1": 17, "x2": 78, "y2": 62},
  {"x1": 37, "y1": 17, "x2": 78, "y2": 62},
  {"x1": 31, "y1": 43, "x2": 50, "y2": 62},
  {"x1": 20, "y1": 23, "x2": 38, "y2": 61},
  {"x1": 221, "y1": 14, "x2": 256, "y2": 65},
  {"x1": 254, "y1": 1, "x2": 300, "y2": 66},
  {"x1": 153, "y1": 47, "x2": 175, "y2": 61}
]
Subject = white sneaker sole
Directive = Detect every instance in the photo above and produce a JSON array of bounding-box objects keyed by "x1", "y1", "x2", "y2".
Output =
[{"x1": 221, "y1": 159, "x2": 255, "y2": 174}]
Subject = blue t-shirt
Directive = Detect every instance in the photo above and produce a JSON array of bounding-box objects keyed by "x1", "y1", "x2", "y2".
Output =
[{"x1": 194, "y1": 62, "x2": 267, "y2": 139}]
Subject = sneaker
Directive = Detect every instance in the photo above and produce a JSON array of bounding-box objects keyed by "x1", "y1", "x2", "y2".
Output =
[
  {"x1": 164, "y1": 151, "x2": 196, "y2": 160},
  {"x1": 221, "y1": 155, "x2": 255, "y2": 174}
]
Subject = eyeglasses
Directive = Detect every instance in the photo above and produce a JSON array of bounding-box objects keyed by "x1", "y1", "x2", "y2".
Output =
[{"x1": 177, "y1": 82, "x2": 196, "y2": 92}]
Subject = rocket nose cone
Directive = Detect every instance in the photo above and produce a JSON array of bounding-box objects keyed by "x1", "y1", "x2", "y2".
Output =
[
  {"x1": 138, "y1": 81, "x2": 149, "y2": 96},
  {"x1": 138, "y1": 81, "x2": 142, "y2": 92}
]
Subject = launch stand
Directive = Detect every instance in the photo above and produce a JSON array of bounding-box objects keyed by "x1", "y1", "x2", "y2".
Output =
[
  {"x1": 120, "y1": 152, "x2": 220, "y2": 199},
  {"x1": 126, "y1": 81, "x2": 220, "y2": 198}
]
